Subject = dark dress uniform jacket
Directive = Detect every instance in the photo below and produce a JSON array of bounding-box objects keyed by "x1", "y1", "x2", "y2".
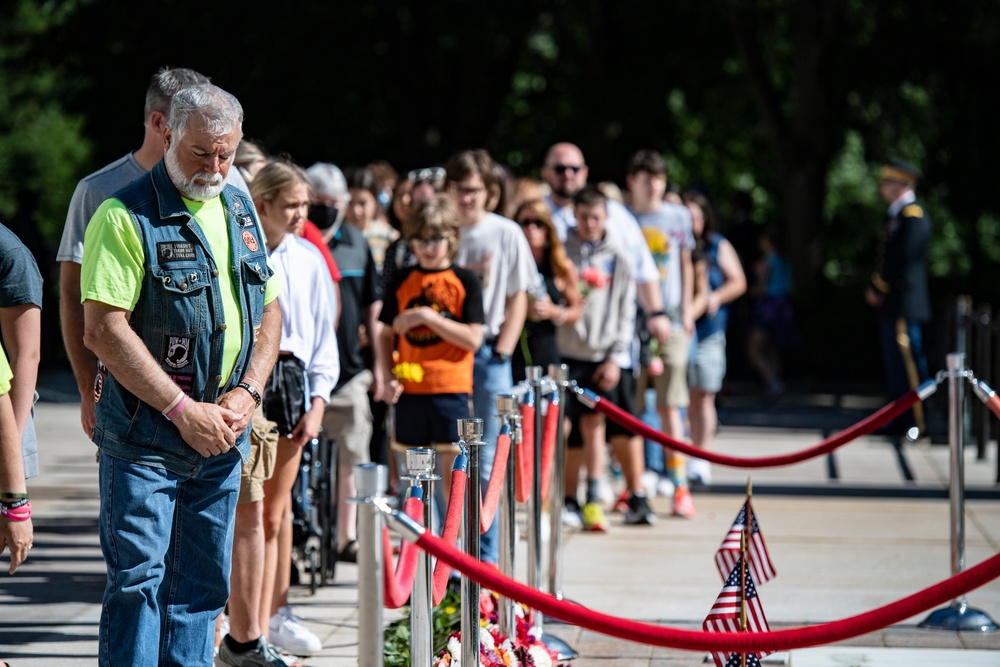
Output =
[{"x1": 872, "y1": 200, "x2": 931, "y2": 323}]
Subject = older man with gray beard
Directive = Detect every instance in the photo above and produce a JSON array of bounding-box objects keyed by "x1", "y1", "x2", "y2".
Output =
[{"x1": 80, "y1": 83, "x2": 281, "y2": 666}]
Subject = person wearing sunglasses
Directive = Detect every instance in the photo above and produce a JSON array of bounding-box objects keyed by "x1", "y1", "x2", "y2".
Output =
[{"x1": 511, "y1": 200, "x2": 582, "y2": 383}]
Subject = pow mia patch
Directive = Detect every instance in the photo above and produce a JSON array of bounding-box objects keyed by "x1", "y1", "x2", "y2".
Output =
[
  {"x1": 162, "y1": 335, "x2": 193, "y2": 370},
  {"x1": 157, "y1": 242, "x2": 197, "y2": 263},
  {"x1": 242, "y1": 230, "x2": 259, "y2": 252},
  {"x1": 239, "y1": 214, "x2": 255, "y2": 228}
]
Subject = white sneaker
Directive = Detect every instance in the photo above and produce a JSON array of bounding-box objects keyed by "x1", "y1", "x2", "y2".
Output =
[
  {"x1": 641, "y1": 470, "x2": 661, "y2": 498},
  {"x1": 688, "y1": 458, "x2": 712, "y2": 485},
  {"x1": 656, "y1": 477, "x2": 675, "y2": 498},
  {"x1": 268, "y1": 606, "x2": 322, "y2": 655}
]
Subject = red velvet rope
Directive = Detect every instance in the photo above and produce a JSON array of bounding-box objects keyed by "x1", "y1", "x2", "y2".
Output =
[
  {"x1": 516, "y1": 403, "x2": 535, "y2": 503},
  {"x1": 414, "y1": 528, "x2": 1000, "y2": 652},
  {"x1": 540, "y1": 397, "x2": 559, "y2": 504},
  {"x1": 383, "y1": 496, "x2": 424, "y2": 608},
  {"x1": 432, "y1": 468, "x2": 468, "y2": 605},
  {"x1": 987, "y1": 395, "x2": 1000, "y2": 420},
  {"x1": 587, "y1": 388, "x2": 922, "y2": 468},
  {"x1": 480, "y1": 430, "x2": 512, "y2": 533}
]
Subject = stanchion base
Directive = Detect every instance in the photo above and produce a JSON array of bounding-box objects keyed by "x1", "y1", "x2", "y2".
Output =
[
  {"x1": 919, "y1": 602, "x2": 999, "y2": 631},
  {"x1": 541, "y1": 632, "x2": 578, "y2": 661}
]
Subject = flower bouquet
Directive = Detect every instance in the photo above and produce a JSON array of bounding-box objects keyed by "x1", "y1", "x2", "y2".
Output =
[
  {"x1": 384, "y1": 587, "x2": 565, "y2": 667},
  {"x1": 578, "y1": 266, "x2": 608, "y2": 303},
  {"x1": 393, "y1": 361, "x2": 425, "y2": 383}
]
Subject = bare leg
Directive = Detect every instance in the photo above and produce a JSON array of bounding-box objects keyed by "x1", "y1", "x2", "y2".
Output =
[
  {"x1": 688, "y1": 388, "x2": 717, "y2": 451},
  {"x1": 261, "y1": 437, "x2": 303, "y2": 630},
  {"x1": 229, "y1": 500, "x2": 265, "y2": 642},
  {"x1": 609, "y1": 434, "x2": 645, "y2": 494},
  {"x1": 337, "y1": 463, "x2": 357, "y2": 552}
]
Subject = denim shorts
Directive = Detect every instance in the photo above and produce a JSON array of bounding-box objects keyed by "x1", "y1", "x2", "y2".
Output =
[{"x1": 688, "y1": 331, "x2": 727, "y2": 393}]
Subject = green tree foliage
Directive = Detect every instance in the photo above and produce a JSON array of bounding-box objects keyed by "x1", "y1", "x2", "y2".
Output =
[{"x1": 0, "y1": 0, "x2": 91, "y2": 245}]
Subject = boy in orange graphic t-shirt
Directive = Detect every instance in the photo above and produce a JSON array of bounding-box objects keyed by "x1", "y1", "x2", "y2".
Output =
[{"x1": 378, "y1": 195, "x2": 484, "y2": 496}]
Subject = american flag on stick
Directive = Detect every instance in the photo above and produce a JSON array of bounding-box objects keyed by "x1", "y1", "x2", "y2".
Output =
[
  {"x1": 716, "y1": 499, "x2": 776, "y2": 585},
  {"x1": 703, "y1": 556, "x2": 771, "y2": 667}
]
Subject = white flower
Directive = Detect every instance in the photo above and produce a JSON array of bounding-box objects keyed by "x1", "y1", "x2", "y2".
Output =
[
  {"x1": 527, "y1": 645, "x2": 553, "y2": 667},
  {"x1": 447, "y1": 635, "x2": 462, "y2": 661},
  {"x1": 480, "y1": 627, "x2": 496, "y2": 650}
]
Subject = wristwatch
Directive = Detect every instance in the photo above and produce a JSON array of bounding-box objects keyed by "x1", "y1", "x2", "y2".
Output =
[{"x1": 491, "y1": 350, "x2": 511, "y2": 363}]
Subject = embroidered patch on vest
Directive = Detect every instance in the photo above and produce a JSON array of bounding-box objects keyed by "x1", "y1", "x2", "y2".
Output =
[
  {"x1": 168, "y1": 373, "x2": 194, "y2": 393},
  {"x1": 242, "y1": 230, "x2": 259, "y2": 252},
  {"x1": 239, "y1": 214, "x2": 255, "y2": 228},
  {"x1": 157, "y1": 242, "x2": 197, "y2": 263},
  {"x1": 93, "y1": 374, "x2": 103, "y2": 403},
  {"x1": 162, "y1": 335, "x2": 194, "y2": 370}
]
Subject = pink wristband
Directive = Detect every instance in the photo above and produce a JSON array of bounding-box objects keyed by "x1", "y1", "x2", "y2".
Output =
[
  {"x1": 1, "y1": 501, "x2": 30, "y2": 521},
  {"x1": 165, "y1": 395, "x2": 190, "y2": 420}
]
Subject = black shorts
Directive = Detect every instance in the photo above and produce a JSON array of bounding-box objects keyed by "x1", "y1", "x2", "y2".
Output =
[
  {"x1": 565, "y1": 359, "x2": 636, "y2": 448},
  {"x1": 262, "y1": 354, "x2": 307, "y2": 437},
  {"x1": 394, "y1": 392, "x2": 472, "y2": 449}
]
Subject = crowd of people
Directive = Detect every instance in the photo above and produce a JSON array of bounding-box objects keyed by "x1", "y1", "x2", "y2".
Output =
[{"x1": 0, "y1": 65, "x2": 932, "y2": 667}]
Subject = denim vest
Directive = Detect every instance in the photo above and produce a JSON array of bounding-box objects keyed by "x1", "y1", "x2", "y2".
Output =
[{"x1": 92, "y1": 160, "x2": 271, "y2": 476}]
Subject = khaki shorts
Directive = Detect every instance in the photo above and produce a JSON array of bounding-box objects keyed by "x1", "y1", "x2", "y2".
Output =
[
  {"x1": 322, "y1": 370, "x2": 374, "y2": 467},
  {"x1": 637, "y1": 329, "x2": 691, "y2": 410},
  {"x1": 239, "y1": 406, "x2": 279, "y2": 504}
]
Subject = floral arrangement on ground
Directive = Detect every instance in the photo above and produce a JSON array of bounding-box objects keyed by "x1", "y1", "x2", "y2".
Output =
[{"x1": 384, "y1": 586, "x2": 565, "y2": 666}]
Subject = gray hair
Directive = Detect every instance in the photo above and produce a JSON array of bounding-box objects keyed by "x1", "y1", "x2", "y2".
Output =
[
  {"x1": 167, "y1": 83, "x2": 244, "y2": 142},
  {"x1": 305, "y1": 162, "x2": 350, "y2": 200},
  {"x1": 144, "y1": 67, "x2": 210, "y2": 121}
]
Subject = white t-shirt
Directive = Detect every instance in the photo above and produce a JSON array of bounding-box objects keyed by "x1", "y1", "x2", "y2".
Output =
[
  {"x1": 632, "y1": 201, "x2": 695, "y2": 314},
  {"x1": 545, "y1": 195, "x2": 659, "y2": 285},
  {"x1": 456, "y1": 212, "x2": 539, "y2": 338}
]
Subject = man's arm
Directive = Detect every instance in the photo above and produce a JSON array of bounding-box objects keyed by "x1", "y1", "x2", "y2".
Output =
[
  {"x1": 365, "y1": 302, "x2": 385, "y2": 401},
  {"x1": 0, "y1": 392, "x2": 31, "y2": 574},
  {"x1": 60, "y1": 262, "x2": 98, "y2": 435},
  {"x1": 217, "y1": 299, "x2": 282, "y2": 437},
  {"x1": 0, "y1": 305, "x2": 40, "y2": 441},
  {"x1": 83, "y1": 300, "x2": 239, "y2": 457},
  {"x1": 495, "y1": 290, "x2": 528, "y2": 357},
  {"x1": 636, "y1": 279, "x2": 671, "y2": 344},
  {"x1": 680, "y1": 248, "x2": 695, "y2": 334}
]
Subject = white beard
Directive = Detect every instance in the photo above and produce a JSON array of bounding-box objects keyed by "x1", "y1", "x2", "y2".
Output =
[{"x1": 165, "y1": 145, "x2": 225, "y2": 201}]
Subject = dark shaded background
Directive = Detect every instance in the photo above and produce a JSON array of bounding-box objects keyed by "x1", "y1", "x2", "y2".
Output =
[{"x1": 3, "y1": 0, "x2": 1000, "y2": 391}]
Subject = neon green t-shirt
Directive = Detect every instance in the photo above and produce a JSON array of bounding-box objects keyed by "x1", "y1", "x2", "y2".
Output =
[
  {"x1": 81, "y1": 196, "x2": 278, "y2": 386},
  {"x1": 0, "y1": 343, "x2": 11, "y2": 396}
]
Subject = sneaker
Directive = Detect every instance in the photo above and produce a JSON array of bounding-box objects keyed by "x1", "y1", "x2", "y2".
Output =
[
  {"x1": 623, "y1": 493, "x2": 656, "y2": 526},
  {"x1": 672, "y1": 487, "x2": 696, "y2": 519},
  {"x1": 656, "y1": 477, "x2": 675, "y2": 498},
  {"x1": 687, "y1": 458, "x2": 712, "y2": 486},
  {"x1": 641, "y1": 470, "x2": 661, "y2": 498},
  {"x1": 612, "y1": 489, "x2": 630, "y2": 513},
  {"x1": 581, "y1": 502, "x2": 608, "y2": 532},
  {"x1": 216, "y1": 636, "x2": 292, "y2": 667},
  {"x1": 268, "y1": 606, "x2": 322, "y2": 655},
  {"x1": 561, "y1": 498, "x2": 583, "y2": 529}
]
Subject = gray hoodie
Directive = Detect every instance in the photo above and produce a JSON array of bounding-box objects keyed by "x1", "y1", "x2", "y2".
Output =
[{"x1": 557, "y1": 229, "x2": 636, "y2": 363}]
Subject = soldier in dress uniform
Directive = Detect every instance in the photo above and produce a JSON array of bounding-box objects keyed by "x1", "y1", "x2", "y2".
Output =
[{"x1": 865, "y1": 159, "x2": 931, "y2": 439}]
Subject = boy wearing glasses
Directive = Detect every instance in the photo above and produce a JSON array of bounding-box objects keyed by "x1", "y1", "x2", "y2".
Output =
[{"x1": 378, "y1": 195, "x2": 484, "y2": 494}]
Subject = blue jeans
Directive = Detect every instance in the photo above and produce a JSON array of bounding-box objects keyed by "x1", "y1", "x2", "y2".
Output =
[
  {"x1": 471, "y1": 343, "x2": 512, "y2": 565},
  {"x1": 98, "y1": 450, "x2": 241, "y2": 666}
]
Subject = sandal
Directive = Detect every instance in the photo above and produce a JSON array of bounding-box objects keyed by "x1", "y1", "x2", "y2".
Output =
[{"x1": 338, "y1": 539, "x2": 358, "y2": 564}]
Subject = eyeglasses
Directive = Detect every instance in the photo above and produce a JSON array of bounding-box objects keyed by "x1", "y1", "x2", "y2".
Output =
[
  {"x1": 448, "y1": 184, "x2": 485, "y2": 198},
  {"x1": 407, "y1": 167, "x2": 446, "y2": 184},
  {"x1": 518, "y1": 218, "x2": 545, "y2": 229},
  {"x1": 412, "y1": 235, "x2": 447, "y2": 248},
  {"x1": 547, "y1": 164, "x2": 585, "y2": 175}
]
